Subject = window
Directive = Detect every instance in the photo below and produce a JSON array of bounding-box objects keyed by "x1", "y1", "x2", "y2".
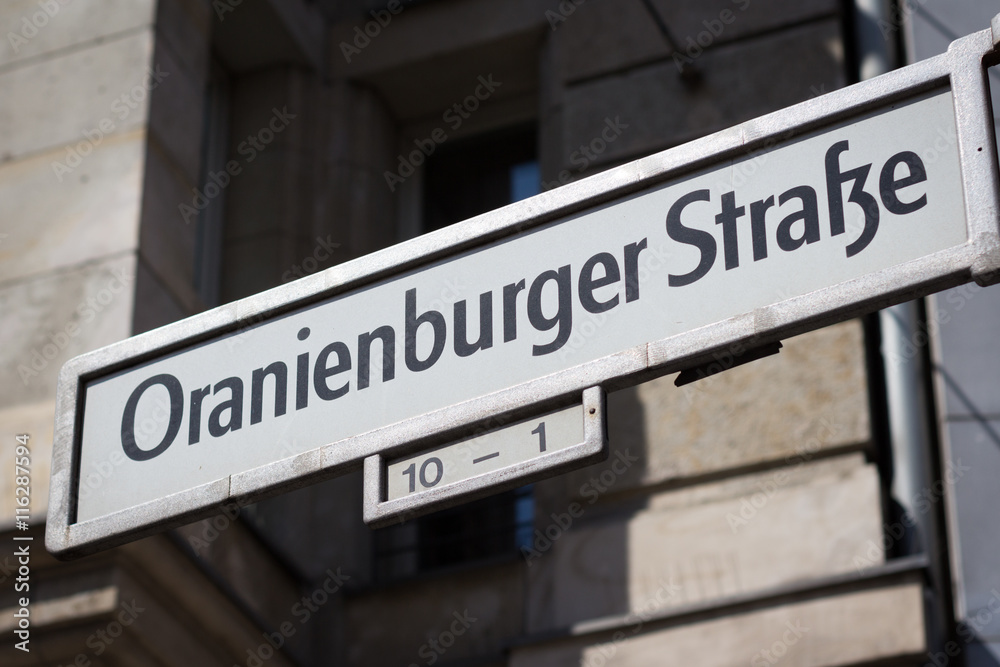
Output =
[
  {"x1": 192, "y1": 58, "x2": 230, "y2": 308},
  {"x1": 421, "y1": 125, "x2": 540, "y2": 231},
  {"x1": 373, "y1": 124, "x2": 540, "y2": 581}
]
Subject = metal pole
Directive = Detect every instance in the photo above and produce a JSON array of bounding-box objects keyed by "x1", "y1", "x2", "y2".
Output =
[{"x1": 853, "y1": 0, "x2": 950, "y2": 651}]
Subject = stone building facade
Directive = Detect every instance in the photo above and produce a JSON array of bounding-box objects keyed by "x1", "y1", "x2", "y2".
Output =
[{"x1": 0, "y1": 0, "x2": 998, "y2": 664}]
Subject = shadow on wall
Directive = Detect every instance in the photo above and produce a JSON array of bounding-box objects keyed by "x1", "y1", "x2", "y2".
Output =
[{"x1": 524, "y1": 384, "x2": 650, "y2": 633}]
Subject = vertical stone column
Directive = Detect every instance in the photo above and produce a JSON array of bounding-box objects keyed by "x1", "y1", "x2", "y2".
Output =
[
  {"x1": 220, "y1": 66, "x2": 324, "y2": 301},
  {"x1": 217, "y1": 73, "x2": 398, "y2": 664},
  {"x1": 320, "y1": 79, "x2": 398, "y2": 262},
  {"x1": 134, "y1": 0, "x2": 212, "y2": 333},
  {"x1": 225, "y1": 76, "x2": 398, "y2": 570},
  {"x1": 218, "y1": 73, "x2": 396, "y2": 299},
  {"x1": 0, "y1": 0, "x2": 211, "y2": 520}
]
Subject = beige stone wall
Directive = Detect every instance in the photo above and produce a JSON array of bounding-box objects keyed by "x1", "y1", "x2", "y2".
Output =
[
  {"x1": 0, "y1": 0, "x2": 213, "y2": 519},
  {"x1": 0, "y1": 0, "x2": 154, "y2": 527},
  {"x1": 135, "y1": 0, "x2": 212, "y2": 330},
  {"x1": 0, "y1": 0, "x2": 934, "y2": 665},
  {"x1": 0, "y1": 525, "x2": 303, "y2": 667},
  {"x1": 511, "y1": 577, "x2": 926, "y2": 667},
  {"x1": 0, "y1": 3, "x2": 288, "y2": 666}
]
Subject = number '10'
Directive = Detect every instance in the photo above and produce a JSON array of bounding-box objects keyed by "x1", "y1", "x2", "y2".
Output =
[{"x1": 402, "y1": 457, "x2": 444, "y2": 493}]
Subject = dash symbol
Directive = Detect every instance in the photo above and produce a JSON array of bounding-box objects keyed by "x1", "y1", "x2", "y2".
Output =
[{"x1": 472, "y1": 452, "x2": 500, "y2": 464}]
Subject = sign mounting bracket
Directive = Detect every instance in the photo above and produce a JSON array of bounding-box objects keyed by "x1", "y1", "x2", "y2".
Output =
[{"x1": 363, "y1": 386, "x2": 609, "y2": 528}]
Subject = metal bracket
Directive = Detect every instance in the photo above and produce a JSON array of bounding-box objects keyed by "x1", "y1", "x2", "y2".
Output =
[{"x1": 674, "y1": 342, "x2": 783, "y2": 387}]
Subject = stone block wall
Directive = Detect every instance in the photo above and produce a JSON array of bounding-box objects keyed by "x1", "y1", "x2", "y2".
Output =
[{"x1": 0, "y1": 0, "x2": 958, "y2": 665}]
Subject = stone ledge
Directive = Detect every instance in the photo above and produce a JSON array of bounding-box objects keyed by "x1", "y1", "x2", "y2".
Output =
[{"x1": 511, "y1": 557, "x2": 928, "y2": 667}]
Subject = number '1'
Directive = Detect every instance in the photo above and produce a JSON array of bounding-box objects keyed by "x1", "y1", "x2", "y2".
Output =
[{"x1": 532, "y1": 422, "x2": 546, "y2": 452}]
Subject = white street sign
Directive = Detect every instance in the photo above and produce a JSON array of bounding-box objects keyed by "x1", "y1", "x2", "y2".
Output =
[{"x1": 47, "y1": 26, "x2": 1000, "y2": 558}]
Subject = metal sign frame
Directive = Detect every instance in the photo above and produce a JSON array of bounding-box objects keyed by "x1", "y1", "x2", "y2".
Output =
[
  {"x1": 363, "y1": 386, "x2": 608, "y2": 528},
  {"x1": 47, "y1": 26, "x2": 1000, "y2": 558}
]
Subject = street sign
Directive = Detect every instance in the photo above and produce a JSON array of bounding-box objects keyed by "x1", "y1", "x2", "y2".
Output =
[
  {"x1": 48, "y1": 25, "x2": 1000, "y2": 559},
  {"x1": 364, "y1": 387, "x2": 607, "y2": 527}
]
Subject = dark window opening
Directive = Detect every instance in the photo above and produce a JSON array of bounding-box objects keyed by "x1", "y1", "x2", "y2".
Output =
[
  {"x1": 373, "y1": 124, "x2": 540, "y2": 582},
  {"x1": 422, "y1": 124, "x2": 539, "y2": 231}
]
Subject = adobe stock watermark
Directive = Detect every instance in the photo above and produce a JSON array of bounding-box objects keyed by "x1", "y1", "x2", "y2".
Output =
[
  {"x1": 853, "y1": 458, "x2": 971, "y2": 573},
  {"x1": 672, "y1": 0, "x2": 752, "y2": 72},
  {"x1": 384, "y1": 75, "x2": 503, "y2": 192},
  {"x1": 877, "y1": 0, "x2": 929, "y2": 39},
  {"x1": 751, "y1": 620, "x2": 810, "y2": 666},
  {"x1": 705, "y1": 81, "x2": 838, "y2": 196},
  {"x1": 339, "y1": 0, "x2": 413, "y2": 63},
  {"x1": 49, "y1": 599, "x2": 146, "y2": 667},
  {"x1": 881, "y1": 278, "x2": 975, "y2": 370},
  {"x1": 236, "y1": 567, "x2": 351, "y2": 667},
  {"x1": 76, "y1": 379, "x2": 181, "y2": 498},
  {"x1": 542, "y1": 117, "x2": 629, "y2": 192},
  {"x1": 50, "y1": 66, "x2": 170, "y2": 182},
  {"x1": 212, "y1": 0, "x2": 244, "y2": 21},
  {"x1": 342, "y1": 274, "x2": 470, "y2": 387},
  {"x1": 582, "y1": 579, "x2": 682, "y2": 666},
  {"x1": 178, "y1": 106, "x2": 297, "y2": 224},
  {"x1": 925, "y1": 589, "x2": 1000, "y2": 667},
  {"x1": 545, "y1": 0, "x2": 588, "y2": 31},
  {"x1": 224, "y1": 256, "x2": 463, "y2": 355},
  {"x1": 183, "y1": 501, "x2": 243, "y2": 554},
  {"x1": 407, "y1": 610, "x2": 477, "y2": 667},
  {"x1": 725, "y1": 417, "x2": 841, "y2": 533},
  {"x1": 555, "y1": 240, "x2": 672, "y2": 364},
  {"x1": 77, "y1": 448, "x2": 129, "y2": 502},
  {"x1": 280, "y1": 236, "x2": 342, "y2": 283},
  {"x1": 6, "y1": 0, "x2": 74, "y2": 55},
  {"x1": 677, "y1": 334, "x2": 775, "y2": 397},
  {"x1": 449, "y1": 410, "x2": 520, "y2": 472},
  {"x1": 521, "y1": 448, "x2": 641, "y2": 565},
  {"x1": 15, "y1": 266, "x2": 134, "y2": 385}
]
